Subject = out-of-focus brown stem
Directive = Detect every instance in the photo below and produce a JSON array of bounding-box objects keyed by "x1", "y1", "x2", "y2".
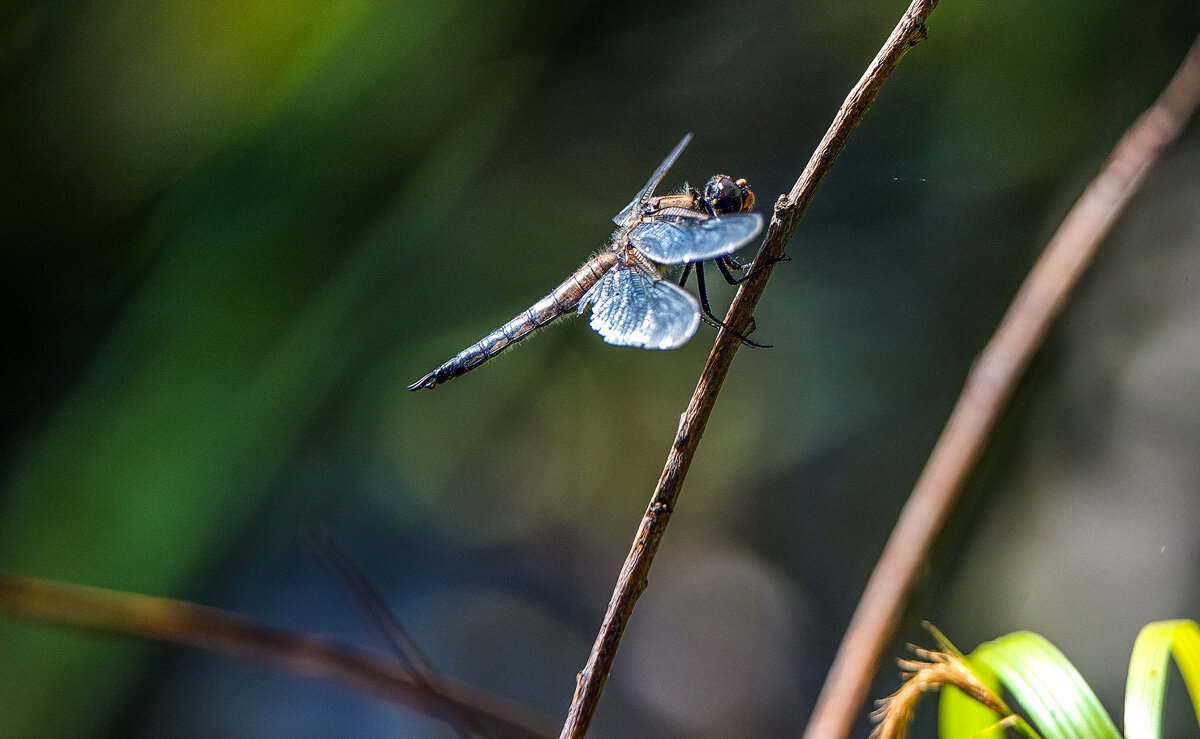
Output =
[
  {"x1": 0, "y1": 573, "x2": 556, "y2": 739},
  {"x1": 805, "y1": 30, "x2": 1200, "y2": 739},
  {"x1": 559, "y1": 2, "x2": 940, "y2": 736}
]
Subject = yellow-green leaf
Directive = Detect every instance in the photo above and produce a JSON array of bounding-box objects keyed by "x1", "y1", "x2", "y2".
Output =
[
  {"x1": 1124, "y1": 619, "x2": 1200, "y2": 739},
  {"x1": 967, "y1": 631, "x2": 1119, "y2": 739},
  {"x1": 939, "y1": 655, "x2": 1008, "y2": 739},
  {"x1": 935, "y1": 628, "x2": 1041, "y2": 739}
]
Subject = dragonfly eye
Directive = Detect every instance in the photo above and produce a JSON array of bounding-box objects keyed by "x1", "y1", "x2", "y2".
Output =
[
  {"x1": 736, "y1": 178, "x2": 755, "y2": 212},
  {"x1": 703, "y1": 175, "x2": 745, "y2": 214}
]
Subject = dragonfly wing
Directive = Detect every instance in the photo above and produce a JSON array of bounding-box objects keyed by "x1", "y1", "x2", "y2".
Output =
[
  {"x1": 578, "y1": 261, "x2": 700, "y2": 350},
  {"x1": 628, "y1": 211, "x2": 764, "y2": 264},
  {"x1": 612, "y1": 133, "x2": 694, "y2": 225}
]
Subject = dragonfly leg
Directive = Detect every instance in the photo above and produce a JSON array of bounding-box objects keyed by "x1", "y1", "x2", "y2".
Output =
[
  {"x1": 695, "y1": 261, "x2": 772, "y2": 349},
  {"x1": 683, "y1": 264, "x2": 732, "y2": 336},
  {"x1": 677, "y1": 262, "x2": 693, "y2": 288},
  {"x1": 716, "y1": 252, "x2": 792, "y2": 285},
  {"x1": 715, "y1": 256, "x2": 749, "y2": 285},
  {"x1": 690, "y1": 187, "x2": 717, "y2": 216}
]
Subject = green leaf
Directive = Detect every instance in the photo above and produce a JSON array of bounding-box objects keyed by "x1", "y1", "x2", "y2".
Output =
[
  {"x1": 939, "y1": 656, "x2": 1042, "y2": 739},
  {"x1": 939, "y1": 655, "x2": 1007, "y2": 739},
  {"x1": 967, "y1": 631, "x2": 1120, "y2": 739},
  {"x1": 929, "y1": 623, "x2": 1040, "y2": 739},
  {"x1": 1124, "y1": 619, "x2": 1200, "y2": 739}
]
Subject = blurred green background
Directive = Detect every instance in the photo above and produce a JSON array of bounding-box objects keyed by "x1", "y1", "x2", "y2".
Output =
[{"x1": 2, "y1": 1, "x2": 1199, "y2": 736}]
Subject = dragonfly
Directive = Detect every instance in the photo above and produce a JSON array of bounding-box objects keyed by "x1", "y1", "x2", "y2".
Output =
[{"x1": 408, "y1": 133, "x2": 766, "y2": 391}]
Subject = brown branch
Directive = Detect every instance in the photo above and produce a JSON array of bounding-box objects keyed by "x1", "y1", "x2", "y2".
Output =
[
  {"x1": 802, "y1": 30, "x2": 1200, "y2": 739},
  {"x1": 559, "y1": 2, "x2": 940, "y2": 736},
  {"x1": 0, "y1": 573, "x2": 557, "y2": 739}
]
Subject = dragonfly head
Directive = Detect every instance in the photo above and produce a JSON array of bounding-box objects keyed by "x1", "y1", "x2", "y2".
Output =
[{"x1": 703, "y1": 175, "x2": 756, "y2": 215}]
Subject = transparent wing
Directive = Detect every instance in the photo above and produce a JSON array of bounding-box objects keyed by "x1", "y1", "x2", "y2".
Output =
[
  {"x1": 613, "y1": 133, "x2": 693, "y2": 226},
  {"x1": 577, "y1": 261, "x2": 700, "y2": 350},
  {"x1": 628, "y1": 211, "x2": 764, "y2": 264}
]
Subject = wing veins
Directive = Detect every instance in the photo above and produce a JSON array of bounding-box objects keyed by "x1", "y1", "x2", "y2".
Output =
[
  {"x1": 578, "y1": 260, "x2": 700, "y2": 350},
  {"x1": 629, "y1": 211, "x2": 764, "y2": 265}
]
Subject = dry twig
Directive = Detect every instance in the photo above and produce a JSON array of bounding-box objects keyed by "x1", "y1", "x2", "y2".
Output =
[
  {"x1": 803, "y1": 30, "x2": 1200, "y2": 739},
  {"x1": 0, "y1": 574, "x2": 555, "y2": 739},
  {"x1": 559, "y1": 2, "x2": 941, "y2": 736}
]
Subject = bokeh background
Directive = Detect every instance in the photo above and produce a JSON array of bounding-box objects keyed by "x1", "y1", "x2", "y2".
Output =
[{"x1": 3, "y1": 1, "x2": 1200, "y2": 736}]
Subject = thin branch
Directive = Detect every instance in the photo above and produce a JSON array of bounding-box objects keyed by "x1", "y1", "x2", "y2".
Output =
[
  {"x1": 559, "y1": 2, "x2": 940, "y2": 736},
  {"x1": 307, "y1": 527, "x2": 444, "y2": 686},
  {"x1": 306, "y1": 527, "x2": 486, "y2": 739},
  {"x1": 0, "y1": 574, "x2": 556, "y2": 739},
  {"x1": 802, "y1": 30, "x2": 1200, "y2": 739}
]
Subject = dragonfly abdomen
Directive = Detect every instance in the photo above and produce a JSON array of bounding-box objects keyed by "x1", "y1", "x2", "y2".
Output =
[{"x1": 407, "y1": 251, "x2": 619, "y2": 390}]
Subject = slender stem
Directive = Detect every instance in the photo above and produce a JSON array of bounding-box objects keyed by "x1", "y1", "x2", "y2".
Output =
[
  {"x1": 0, "y1": 574, "x2": 556, "y2": 739},
  {"x1": 307, "y1": 527, "x2": 483, "y2": 739},
  {"x1": 559, "y1": 2, "x2": 940, "y2": 736},
  {"x1": 804, "y1": 30, "x2": 1200, "y2": 739}
]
